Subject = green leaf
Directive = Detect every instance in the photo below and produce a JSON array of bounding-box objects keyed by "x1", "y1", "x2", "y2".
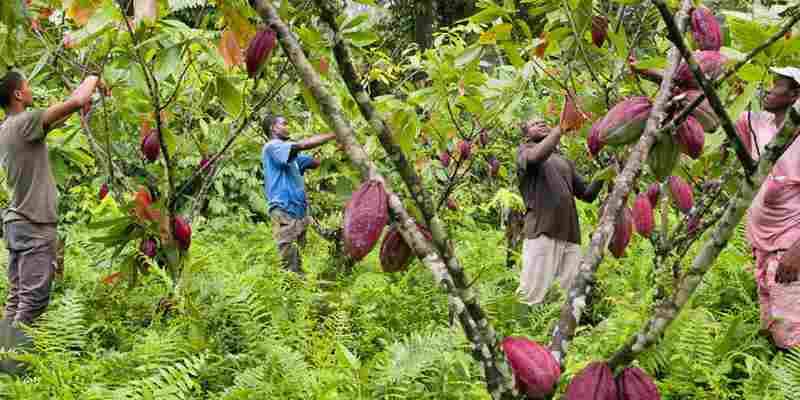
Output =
[
  {"x1": 154, "y1": 46, "x2": 182, "y2": 81},
  {"x1": 86, "y1": 217, "x2": 131, "y2": 230},
  {"x1": 343, "y1": 30, "x2": 379, "y2": 47},
  {"x1": 607, "y1": 24, "x2": 628, "y2": 60},
  {"x1": 129, "y1": 63, "x2": 149, "y2": 93},
  {"x1": 301, "y1": 86, "x2": 321, "y2": 116},
  {"x1": 737, "y1": 64, "x2": 767, "y2": 83},
  {"x1": 342, "y1": 14, "x2": 369, "y2": 31},
  {"x1": 592, "y1": 165, "x2": 617, "y2": 182},
  {"x1": 502, "y1": 42, "x2": 524, "y2": 68},
  {"x1": 728, "y1": 17, "x2": 771, "y2": 54},
  {"x1": 455, "y1": 45, "x2": 483, "y2": 68},
  {"x1": 216, "y1": 77, "x2": 242, "y2": 116},
  {"x1": 726, "y1": 81, "x2": 758, "y2": 136}
]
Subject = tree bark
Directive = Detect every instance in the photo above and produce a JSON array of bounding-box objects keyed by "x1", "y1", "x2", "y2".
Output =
[{"x1": 415, "y1": 0, "x2": 435, "y2": 50}]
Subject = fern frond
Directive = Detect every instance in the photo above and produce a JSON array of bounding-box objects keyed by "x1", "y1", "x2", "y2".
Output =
[
  {"x1": 168, "y1": 0, "x2": 208, "y2": 12},
  {"x1": 112, "y1": 353, "x2": 207, "y2": 400},
  {"x1": 774, "y1": 347, "x2": 800, "y2": 400},
  {"x1": 29, "y1": 290, "x2": 87, "y2": 354}
]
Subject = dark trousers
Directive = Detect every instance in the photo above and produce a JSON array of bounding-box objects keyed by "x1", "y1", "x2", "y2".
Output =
[{"x1": 3, "y1": 221, "x2": 57, "y2": 325}]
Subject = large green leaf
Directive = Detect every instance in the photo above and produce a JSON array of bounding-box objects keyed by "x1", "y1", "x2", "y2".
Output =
[
  {"x1": 216, "y1": 77, "x2": 242, "y2": 116},
  {"x1": 343, "y1": 30, "x2": 379, "y2": 47},
  {"x1": 154, "y1": 46, "x2": 182, "y2": 81}
]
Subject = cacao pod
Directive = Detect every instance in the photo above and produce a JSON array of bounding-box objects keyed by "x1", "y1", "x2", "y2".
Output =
[
  {"x1": 501, "y1": 337, "x2": 561, "y2": 399},
  {"x1": 646, "y1": 183, "x2": 661, "y2": 207},
  {"x1": 735, "y1": 111, "x2": 777, "y2": 158},
  {"x1": 675, "y1": 51, "x2": 727, "y2": 89},
  {"x1": 560, "y1": 92, "x2": 585, "y2": 132},
  {"x1": 343, "y1": 180, "x2": 389, "y2": 261},
  {"x1": 587, "y1": 124, "x2": 604, "y2": 156},
  {"x1": 764, "y1": 75, "x2": 800, "y2": 111},
  {"x1": 488, "y1": 156, "x2": 500, "y2": 177},
  {"x1": 479, "y1": 129, "x2": 490, "y2": 147},
  {"x1": 447, "y1": 198, "x2": 458, "y2": 211},
  {"x1": 668, "y1": 176, "x2": 694, "y2": 214},
  {"x1": 647, "y1": 133, "x2": 679, "y2": 181},
  {"x1": 691, "y1": 6, "x2": 722, "y2": 51},
  {"x1": 633, "y1": 193, "x2": 655, "y2": 237},
  {"x1": 594, "y1": 97, "x2": 652, "y2": 146},
  {"x1": 459, "y1": 140, "x2": 473, "y2": 160},
  {"x1": 99, "y1": 183, "x2": 109, "y2": 200},
  {"x1": 439, "y1": 151, "x2": 451, "y2": 167},
  {"x1": 673, "y1": 90, "x2": 719, "y2": 132},
  {"x1": 379, "y1": 224, "x2": 432, "y2": 273},
  {"x1": 617, "y1": 367, "x2": 661, "y2": 400},
  {"x1": 565, "y1": 361, "x2": 618, "y2": 400},
  {"x1": 199, "y1": 157, "x2": 212, "y2": 172},
  {"x1": 591, "y1": 16, "x2": 609, "y2": 48},
  {"x1": 141, "y1": 130, "x2": 160, "y2": 162},
  {"x1": 245, "y1": 28, "x2": 277, "y2": 78},
  {"x1": 140, "y1": 238, "x2": 157, "y2": 258},
  {"x1": 676, "y1": 116, "x2": 705, "y2": 159},
  {"x1": 173, "y1": 216, "x2": 192, "y2": 251},
  {"x1": 609, "y1": 207, "x2": 633, "y2": 258}
]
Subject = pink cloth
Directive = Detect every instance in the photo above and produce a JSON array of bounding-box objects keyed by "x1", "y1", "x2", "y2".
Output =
[{"x1": 745, "y1": 112, "x2": 800, "y2": 348}]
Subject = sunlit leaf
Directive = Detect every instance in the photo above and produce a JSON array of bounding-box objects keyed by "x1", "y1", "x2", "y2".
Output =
[{"x1": 218, "y1": 29, "x2": 242, "y2": 69}]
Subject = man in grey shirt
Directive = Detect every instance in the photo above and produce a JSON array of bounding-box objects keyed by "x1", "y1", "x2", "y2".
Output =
[{"x1": 0, "y1": 71, "x2": 99, "y2": 325}]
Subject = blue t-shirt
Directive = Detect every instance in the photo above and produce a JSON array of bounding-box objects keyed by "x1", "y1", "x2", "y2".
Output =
[{"x1": 262, "y1": 139, "x2": 315, "y2": 218}]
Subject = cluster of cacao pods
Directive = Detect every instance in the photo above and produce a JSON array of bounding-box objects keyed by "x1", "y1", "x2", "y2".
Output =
[
  {"x1": 379, "y1": 223, "x2": 431, "y2": 273},
  {"x1": 245, "y1": 28, "x2": 277, "y2": 78},
  {"x1": 565, "y1": 361, "x2": 660, "y2": 400},
  {"x1": 343, "y1": 180, "x2": 389, "y2": 261},
  {"x1": 141, "y1": 130, "x2": 160, "y2": 162},
  {"x1": 501, "y1": 337, "x2": 561, "y2": 398}
]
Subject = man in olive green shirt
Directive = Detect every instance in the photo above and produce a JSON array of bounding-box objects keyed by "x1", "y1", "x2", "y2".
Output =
[{"x1": 0, "y1": 71, "x2": 99, "y2": 325}]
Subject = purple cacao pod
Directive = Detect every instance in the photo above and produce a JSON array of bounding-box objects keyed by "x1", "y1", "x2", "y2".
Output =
[
  {"x1": 617, "y1": 367, "x2": 661, "y2": 400},
  {"x1": 140, "y1": 238, "x2": 157, "y2": 258},
  {"x1": 245, "y1": 28, "x2": 277, "y2": 78},
  {"x1": 439, "y1": 151, "x2": 451, "y2": 167},
  {"x1": 646, "y1": 183, "x2": 661, "y2": 207},
  {"x1": 594, "y1": 97, "x2": 652, "y2": 146},
  {"x1": 99, "y1": 183, "x2": 109, "y2": 200},
  {"x1": 479, "y1": 129, "x2": 490, "y2": 146},
  {"x1": 735, "y1": 111, "x2": 777, "y2": 158},
  {"x1": 609, "y1": 207, "x2": 634, "y2": 258},
  {"x1": 587, "y1": 123, "x2": 604, "y2": 156},
  {"x1": 343, "y1": 180, "x2": 389, "y2": 261},
  {"x1": 458, "y1": 140, "x2": 473, "y2": 160},
  {"x1": 199, "y1": 157, "x2": 213, "y2": 172},
  {"x1": 764, "y1": 75, "x2": 800, "y2": 111},
  {"x1": 379, "y1": 223, "x2": 431, "y2": 273},
  {"x1": 565, "y1": 361, "x2": 618, "y2": 400},
  {"x1": 173, "y1": 216, "x2": 192, "y2": 251},
  {"x1": 633, "y1": 193, "x2": 655, "y2": 237},
  {"x1": 669, "y1": 176, "x2": 694, "y2": 214},
  {"x1": 141, "y1": 130, "x2": 160, "y2": 162},
  {"x1": 676, "y1": 115, "x2": 705, "y2": 159},
  {"x1": 488, "y1": 156, "x2": 500, "y2": 177},
  {"x1": 501, "y1": 337, "x2": 561, "y2": 399},
  {"x1": 691, "y1": 6, "x2": 722, "y2": 51},
  {"x1": 591, "y1": 16, "x2": 609, "y2": 48},
  {"x1": 675, "y1": 51, "x2": 728, "y2": 89},
  {"x1": 673, "y1": 90, "x2": 719, "y2": 132}
]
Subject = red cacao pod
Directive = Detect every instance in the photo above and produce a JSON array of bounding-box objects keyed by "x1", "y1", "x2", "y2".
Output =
[
  {"x1": 676, "y1": 116, "x2": 705, "y2": 159},
  {"x1": 646, "y1": 183, "x2": 661, "y2": 207},
  {"x1": 343, "y1": 180, "x2": 389, "y2": 261},
  {"x1": 633, "y1": 193, "x2": 655, "y2": 237},
  {"x1": 140, "y1": 238, "x2": 157, "y2": 258},
  {"x1": 594, "y1": 97, "x2": 652, "y2": 146},
  {"x1": 617, "y1": 367, "x2": 660, "y2": 400},
  {"x1": 647, "y1": 133, "x2": 679, "y2": 181},
  {"x1": 591, "y1": 16, "x2": 609, "y2": 48},
  {"x1": 488, "y1": 156, "x2": 500, "y2": 177},
  {"x1": 479, "y1": 129, "x2": 490, "y2": 147},
  {"x1": 609, "y1": 207, "x2": 634, "y2": 258},
  {"x1": 459, "y1": 140, "x2": 473, "y2": 160},
  {"x1": 439, "y1": 151, "x2": 451, "y2": 167},
  {"x1": 764, "y1": 76, "x2": 800, "y2": 111},
  {"x1": 501, "y1": 337, "x2": 561, "y2": 399},
  {"x1": 446, "y1": 198, "x2": 458, "y2": 211},
  {"x1": 587, "y1": 123, "x2": 604, "y2": 156},
  {"x1": 691, "y1": 6, "x2": 722, "y2": 51},
  {"x1": 173, "y1": 216, "x2": 192, "y2": 251},
  {"x1": 245, "y1": 28, "x2": 277, "y2": 78},
  {"x1": 99, "y1": 183, "x2": 109, "y2": 200},
  {"x1": 141, "y1": 130, "x2": 160, "y2": 162},
  {"x1": 199, "y1": 157, "x2": 212, "y2": 172},
  {"x1": 668, "y1": 176, "x2": 694, "y2": 214},
  {"x1": 379, "y1": 223, "x2": 432, "y2": 273},
  {"x1": 675, "y1": 51, "x2": 727, "y2": 89},
  {"x1": 735, "y1": 111, "x2": 777, "y2": 158},
  {"x1": 565, "y1": 361, "x2": 618, "y2": 400},
  {"x1": 673, "y1": 90, "x2": 719, "y2": 132}
]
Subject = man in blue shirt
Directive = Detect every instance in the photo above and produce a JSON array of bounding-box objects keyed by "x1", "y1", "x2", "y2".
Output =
[{"x1": 262, "y1": 115, "x2": 336, "y2": 276}]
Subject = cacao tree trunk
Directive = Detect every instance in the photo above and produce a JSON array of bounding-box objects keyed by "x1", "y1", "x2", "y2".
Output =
[{"x1": 415, "y1": 0, "x2": 435, "y2": 50}]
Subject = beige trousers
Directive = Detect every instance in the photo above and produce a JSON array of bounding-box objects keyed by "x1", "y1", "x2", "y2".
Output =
[{"x1": 516, "y1": 235, "x2": 581, "y2": 305}]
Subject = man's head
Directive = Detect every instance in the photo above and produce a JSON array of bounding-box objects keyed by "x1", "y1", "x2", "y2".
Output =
[
  {"x1": 520, "y1": 118, "x2": 551, "y2": 142},
  {"x1": 263, "y1": 114, "x2": 289, "y2": 140},
  {"x1": 0, "y1": 71, "x2": 32, "y2": 111},
  {"x1": 764, "y1": 75, "x2": 800, "y2": 112}
]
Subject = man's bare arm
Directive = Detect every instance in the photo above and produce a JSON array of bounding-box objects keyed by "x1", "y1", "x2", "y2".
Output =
[
  {"x1": 42, "y1": 76, "x2": 99, "y2": 131},
  {"x1": 517, "y1": 127, "x2": 562, "y2": 168},
  {"x1": 292, "y1": 133, "x2": 337, "y2": 151}
]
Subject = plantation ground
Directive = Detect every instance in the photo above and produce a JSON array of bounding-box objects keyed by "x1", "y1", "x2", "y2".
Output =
[{"x1": 0, "y1": 207, "x2": 795, "y2": 399}]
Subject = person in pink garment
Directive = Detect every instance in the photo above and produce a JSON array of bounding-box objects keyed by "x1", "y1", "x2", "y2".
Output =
[{"x1": 744, "y1": 73, "x2": 800, "y2": 348}]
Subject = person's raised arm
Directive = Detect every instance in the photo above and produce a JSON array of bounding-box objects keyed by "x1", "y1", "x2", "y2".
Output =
[
  {"x1": 572, "y1": 166, "x2": 604, "y2": 203},
  {"x1": 291, "y1": 132, "x2": 336, "y2": 151},
  {"x1": 517, "y1": 126, "x2": 562, "y2": 169},
  {"x1": 42, "y1": 75, "x2": 99, "y2": 131}
]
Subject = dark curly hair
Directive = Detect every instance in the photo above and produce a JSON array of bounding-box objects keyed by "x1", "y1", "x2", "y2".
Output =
[{"x1": 0, "y1": 71, "x2": 25, "y2": 109}]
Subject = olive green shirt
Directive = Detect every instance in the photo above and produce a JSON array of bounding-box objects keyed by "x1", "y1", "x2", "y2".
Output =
[{"x1": 0, "y1": 110, "x2": 58, "y2": 224}]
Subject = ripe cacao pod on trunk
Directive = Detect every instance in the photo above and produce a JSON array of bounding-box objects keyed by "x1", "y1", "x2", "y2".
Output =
[
  {"x1": 691, "y1": 6, "x2": 722, "y2": 51},
  {"x1": 459, "y1": 140, "x2": 473, "y2": 160},
  {"x1": 565, "y1": 361, "x2": 618, "y2": 400},
  {"x1": 633, "y1": 193, "x2": 655, "y2": 237},
  {"x1": 173, "y1": 216, "x2": 192, "y2": 251},
  {"x1": 488, "y1": 156, "x2": 500, "y2": 177},
  {"x1": 673, "y1": 90, "x2": 719, "y2": 132},
  {"x1": 735, "y1": 111, "x2": 778, "y2": 158},
  {"x1": 646, "y1": 183, "x2": 661, "y2": 207},
  {"x1": 99, "y1": 183, "x2": 109, "y2": 200},
  {"x1": 675, "y1": 51, "x2": 727, "y2": 89},
  {"x1": 617, "y1": 367, "x2": 661, "y2": 400},
  {"x1": 593, "y1": 97, "x2": 652, "y2": 146},
  {"x1": 439, "y1": 151, "x2": 451, "y2": 167},
  {"x1": 379, "y1": 223, "x2": 432, "y2": 273},
  {"x1": 140, "y1": 238, "x2": 157, "y2": 258},
  {"x1": 141, "y1": 130, "x2": 160, "y2": 162},
  {"x1": 647, "y1": 133, "x2": 679, "y2": 181},
  {"x1": 343, "y1": 180, "x2": 389, "y2": 261},
  {"x1": 764, "y1": 75, "x2": 800, "y2": 111},
  {"x1": 609, "y1": 207, "x2": 634, "y2": 258},
  {"x1": 668, "y1": 175, "x2": 694, "y2": 214},
  {"x1": 591, "y1": 16, "x2": 609, "y2": 48},
  {"x1": 479, "y1": 129, "x2": 490, "y2": 147},
  {"x1": 245, "y1": 28, "x2": 277, "y2": 78},
  {"x1": 501, "y1": 337, "x2": 561, "y2": 399},
  {"x1": 676, "y1": 116, "x2": 705, "y2": 159}
]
